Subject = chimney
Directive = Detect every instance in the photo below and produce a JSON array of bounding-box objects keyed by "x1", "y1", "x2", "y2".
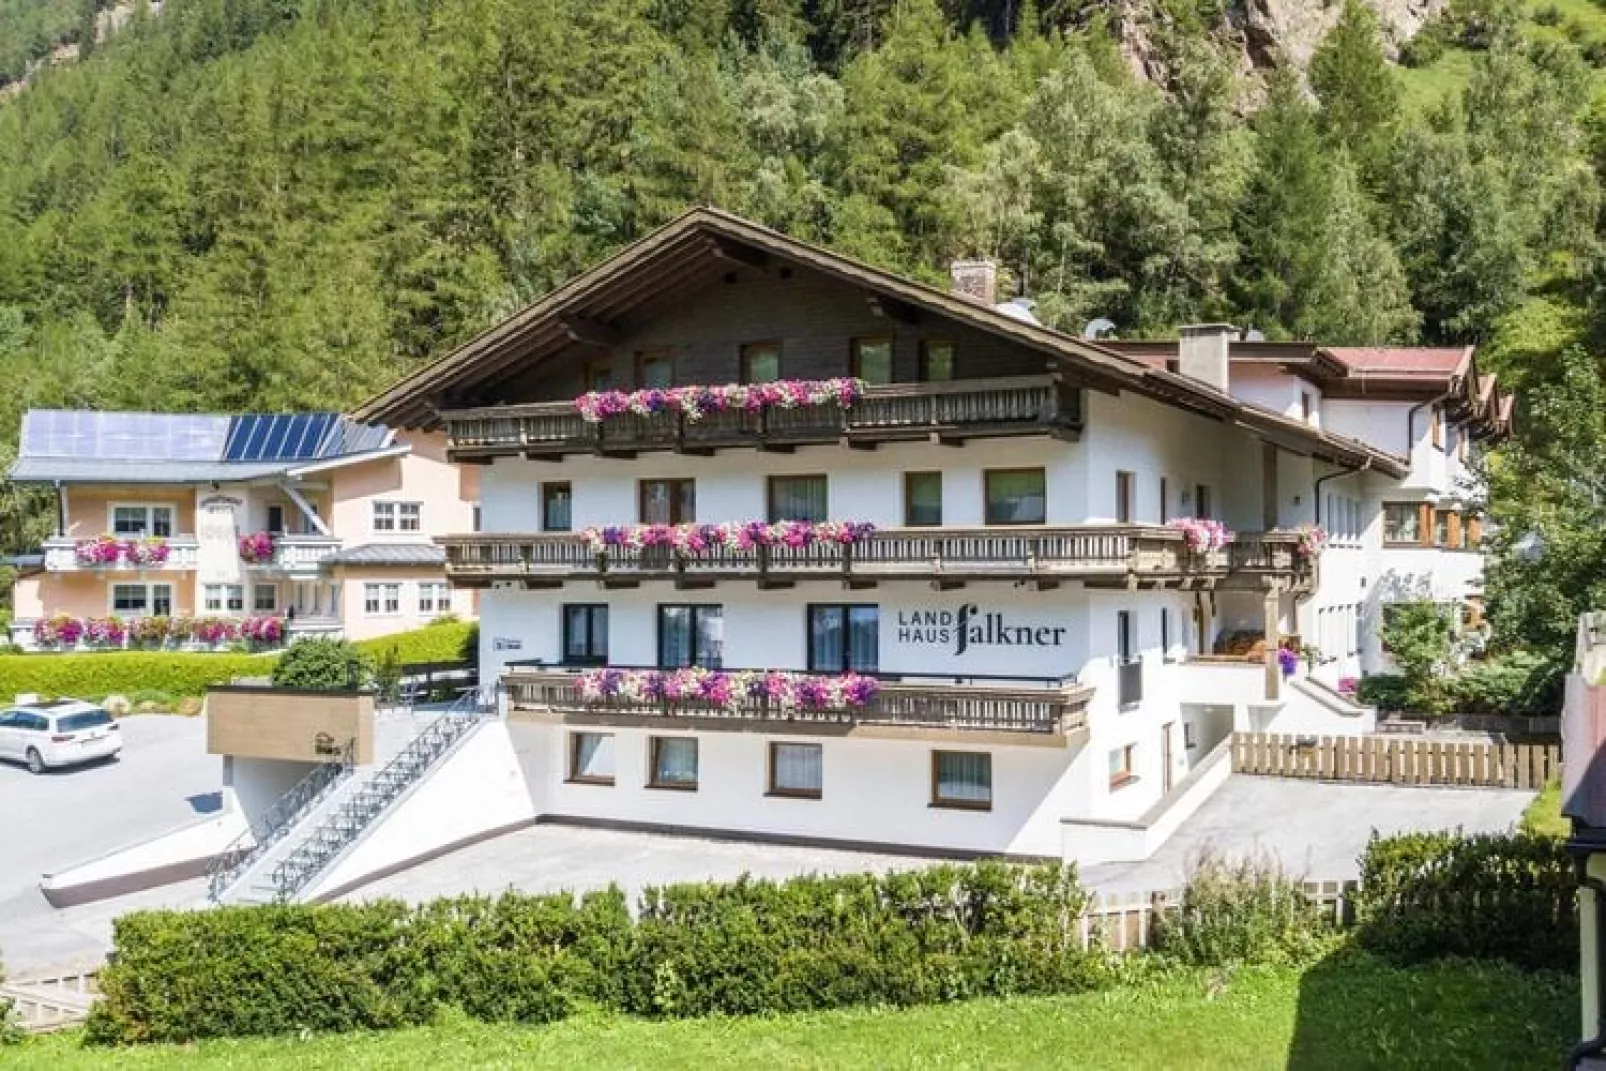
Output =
[
  {"x1": 950, "y1": 259, "x2": 998, "y2": 307},
  {"x1": 1178, "y1": 323, "x2": 1237, "y2": 393}
]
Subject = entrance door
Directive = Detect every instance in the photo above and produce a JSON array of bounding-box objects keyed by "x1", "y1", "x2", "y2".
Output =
[{"x1": 1161, "y1": 722, "x2": 1175, "y2": 794}]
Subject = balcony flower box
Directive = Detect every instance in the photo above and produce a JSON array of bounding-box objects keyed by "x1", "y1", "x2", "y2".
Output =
[
  {"x1": 32, "y1": 614, "x2": 85, "y2": 649},
  {"x1": 1295, "y1": 525, "x2": 1329, "y2": 560},
  {"x1": 73, "y1": 535, "x2": 171, "y2": 568},
  {"x1": 575, "y1": 378, "x2": 866, "y2": 424},
  {"x1": 238, "y1": 531, "x2": 278, "y2": 564},
  {"x1": 575, "y1": 667, "x2": 880, "y2": 714},
  {"x1": 581, "y1": 520, "x2": 876, "y2": 558},
  {"x1": 1168, "y1": 517, "x2": 1232, "y2": 553}
]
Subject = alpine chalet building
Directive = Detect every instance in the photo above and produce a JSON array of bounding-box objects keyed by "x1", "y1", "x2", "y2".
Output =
[{"x1": 355, "y1": 208, "x2": 1511, "y2": 861}]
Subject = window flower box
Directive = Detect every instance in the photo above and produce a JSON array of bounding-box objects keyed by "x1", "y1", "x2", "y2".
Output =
[
  {"x1": 1168, "y1": 517, "x2": 1232, "y2": 552},
  {"x1": 238, "y1": 531, "x2": 278, "y2": 564},
  {"x1": 73, "y1": 535, "x2": 171, "y2": 568},
  {"x1": 574, "y1": 378, "x2": 867, "y2": 424},
  {"x1": 581, "y1": 520, "x2": 875, "y2": 557},
  {"x1": 575, "y1": 667, "x2": 880, "y2": 714}
]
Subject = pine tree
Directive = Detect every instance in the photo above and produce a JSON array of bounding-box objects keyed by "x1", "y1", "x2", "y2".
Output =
[{"x1": 1309, "y1": 0, "x2": 1400, "y2": 182}]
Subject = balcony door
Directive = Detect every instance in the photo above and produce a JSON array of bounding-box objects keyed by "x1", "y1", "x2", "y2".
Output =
[
  {"x1": 639, "y1": 479, "x2": 696, "y2": 525},
  {"x1": 807, "y1": 605, "x2": 879, "y2": 673}
]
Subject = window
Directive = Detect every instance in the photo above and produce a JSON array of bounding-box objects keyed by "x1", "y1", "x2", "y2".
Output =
[
  {"x1": 741, "y1": 341, "x2": 781, "y2": 383},
  {"x1": 768, "y1": 474, "x2": 828, "y2": 522},
  {"x1": 1159, "y1": 477, "x2": 1169, "y2": 523},
  {"x1": 904, "y1": 472, "x2": 943, "y2": 526},
  {"x1": 398, "y1": 502, "x2": 422, "y2": 532},
  {"x1": 112, "y1": 583, "x2": 172, "y2": 617},
  {"x1": 658, "y1": 605, "x2": 724, "y2": 668},
  {"x1": 204, "y1": 584, "x2": 244, "y2": 613},
  {"x1": 266, "y1": 505, "x2": 285, "y2": 534},
  {"x1": 542, "y1": 482, "x2": 572, "y2": 532},
  {"x1": 852, "y1": 337, "x2": 893, "y2": 384},
  {"x1": 253, "y1": 583, "x2": 278, "y2": 613},
  {"x1": 985, "y1": 468, "x2": 1046, "y2": 525},
  {"x1": 1109, "y1": 744, "x2": 1137, "y2": 789},
  {"x1": 638, "y1": 350, "x2": 675, "y2": 389},
  {"x1": 1301, "y1": 392, "x2": 1312, "y2": 422},
  {"x1": 639, "y1": 479, "x2": 696, "y2": 525},
  {"x1": 932, "y1": 751, "x2": 992, "y2": 810},
  {"x1": 472, "y1": 504, "x2": 482, "y2": 533},
  {"x1": 1194, "y1": 484, "x2": 1212, "y2": 520},
  {"x1": 1383, "y1": 502, "x2": 1424, "y2": 545},
  {"x1": 418, "y1": 582, "x2": 449, "y2": 614},
  {"x1": 584, "y1": 358, "x2": 616, "y2": 392},
  {"x1": 769, "y1": 742, "x2": 823, "y2": 799},
  {"x1": 1431, "y1": 407, "x2": 1443, "y2": 450},
  {"x1": 1116, "y1": 470, "x2": 1135, "y2": 524},
  {"x1": 562, "y1": 604, "x2": 609, "y2": 665},
  {"x1": 364, "y1": 583, "x2": 400, "y2": 616},
  {"x1": 1160, "y1": 607, "x2": 1174, "y2": 662},
  {"x1": 807, "y1": 605, "x2": 879, "y2": 673},
  {"x1": 1117, "y1": 610, "x2": 1135, "y2": 663},
  {"x1": 568, "y1": 732, "x2": 616, "y2": 785},
  {"x1": 649, "y1": 737, "x2": 699, "y2": 790},
  {"x1": 1184, "y1": 722, "x2": 1198, "y2": 749},
  {"x1": 919, "y1": 340, "x2": 955, "y2": 381},
  {"x1": 111, "y1": 504, "x2": 174, "y2": 538},
  {"x1": 1466, "y1": 515, "x2": 1483, "y2": 549}
]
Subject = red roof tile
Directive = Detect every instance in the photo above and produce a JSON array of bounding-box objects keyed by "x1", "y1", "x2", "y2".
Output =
[{"x1": 1322, "y1": 347, "x2": 1471, "y2": 374}]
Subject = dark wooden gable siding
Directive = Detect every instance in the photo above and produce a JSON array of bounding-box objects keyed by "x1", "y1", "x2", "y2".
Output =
[{"x1": 478, "y1": 264, "x2": 1054, "y2": 405}]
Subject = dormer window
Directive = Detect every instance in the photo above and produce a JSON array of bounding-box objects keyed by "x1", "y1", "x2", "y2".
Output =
[
  {"x1": 851, "y1": 337, "x2": 893, "y2": 385},
  {"x1": 741, "y1": 342, "x2": 780, "y2": 384}
]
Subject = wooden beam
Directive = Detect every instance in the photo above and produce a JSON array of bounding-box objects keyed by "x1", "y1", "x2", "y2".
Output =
[
  {"x1": 559, "y1": 315, "x2": 623, "y2": 348},
  {"x1": 706, "y1": 237, "x2": 769, "y2": 273},
  {"x1": 867, "y1": 295, "x2": 920, "y2": 325}
]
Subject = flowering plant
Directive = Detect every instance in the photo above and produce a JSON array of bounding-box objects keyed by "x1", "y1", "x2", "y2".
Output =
[
  {"x1": 241, "y1": 615, "x2": 285, "y2": 643},
  {"x1": 1337, "y1": 676, "x2": 1359, "y2": 696},
  {"x1": 1168, "y1": 517, "x2": 1232, "y2": 552},
  {"x1": 1295, "y1": 525, "x2": 1329, "y2": 560},
  {"x1": 32, "y1": 614, "x2": 84, "y2": 647},
  {"x1": 194, "y1": 617, "x2": 241, "y2": 645},
  {"x1": 238, "y1": 531, "x2": 278, "y2": 564},
  {"x1": 581, "y1": 520, "x2": 876, "y2": 556},
  {"x1": 131, "y1": 616, "x2": 172, "y2": 645},
  {"x1": 576, "y1": 667, "x2": 880, "y2": 712},
  {"x1": 73, "y1": 535, "x2": 170, "y2": 567},
  {"x1": 1276, "y1": 645, "x2": 1299, "y2": 677},
  {"x1": 575, "y1": 378, "x2": 867, "y2": 424}
]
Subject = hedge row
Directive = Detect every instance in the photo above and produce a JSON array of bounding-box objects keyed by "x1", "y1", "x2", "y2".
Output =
[
  {"x1": 1355, "y1": 830, "x2": 1577, "y2": 970},
  {"x1": 0, "y1": 620, "x2": 478, "y2": 702},
  {"x1": 85, "y1": 863, "x2": 1104, "y2": 1045}
]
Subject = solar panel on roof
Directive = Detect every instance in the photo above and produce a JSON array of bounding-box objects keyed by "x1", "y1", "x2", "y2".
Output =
[
  {"x1": 223, "y1": 413, "x2": 342, "y2": 462},
  {"x1": 21, "y1": 411, "x2": 229, "y2": 461}
]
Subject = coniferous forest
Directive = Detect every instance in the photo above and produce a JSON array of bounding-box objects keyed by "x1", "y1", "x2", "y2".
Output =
[{"x1": 1, "y1": 0, "x2": 1605, "y2": 667}]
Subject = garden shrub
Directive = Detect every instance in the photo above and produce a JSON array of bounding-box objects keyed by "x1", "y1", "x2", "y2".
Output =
[
  {"x1": 1152, "y1": 851, "x2": 1333, "y2": 967},
  {"x1": 85, "y1": 863, "x2": 1103, "y2": 1045},
  {"x1": 1354, "y1": 673, "x2": 1413, "y2": 711},
  {"x1": 269, "y1": 638, "x2": 371, "y2": 690},
  {"x1": 0, "y1": 651, "x2": 275, "y2": 702},
  {"x1": 1446, "y1": 650, "x2": 1563, "y2": 717},
  {"x1": 352, "y1": 619, "x2": 476, "y2": 666},
  {"x1": 1355, "y1": 830, "x2": 1576, "y2": 970}
]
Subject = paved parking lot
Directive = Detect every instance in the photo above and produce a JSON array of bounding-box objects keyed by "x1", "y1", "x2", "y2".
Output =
[{"x1": 0, "y1": 714, "x2": 218, "y2": 974}]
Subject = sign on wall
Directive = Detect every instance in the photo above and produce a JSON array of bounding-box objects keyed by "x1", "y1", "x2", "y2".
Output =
[
  {"x1": 893, "y1": 604, "x2": 1068, "y2": 656},
  {"x1": 883, "y1": 603, "x2": 1074, "y2": 678}
]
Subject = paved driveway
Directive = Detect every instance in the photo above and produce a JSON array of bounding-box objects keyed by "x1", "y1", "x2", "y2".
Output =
[
  {"x1": 0, "y1": 714, "x2": 219, "y2": 974},
  {"x1": 1080, "y1": 776, "x2": 1534, "y2": 893}
]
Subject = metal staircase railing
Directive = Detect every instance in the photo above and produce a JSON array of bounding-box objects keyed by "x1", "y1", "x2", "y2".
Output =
[
  {"x1": 206, "y1": 738, "x2": 356, "y2": 902},
  {"x1": 264, "y1": 688, "x2": 496, "y2": 902}
]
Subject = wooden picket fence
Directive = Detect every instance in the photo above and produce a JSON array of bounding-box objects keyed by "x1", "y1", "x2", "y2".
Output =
[
  {"x1": 1080, "y1": 880, "x2": 1359, "y2": 953},
  {"x1": 1230, "y1": 731, "x2": 1560, "y2": 789}
]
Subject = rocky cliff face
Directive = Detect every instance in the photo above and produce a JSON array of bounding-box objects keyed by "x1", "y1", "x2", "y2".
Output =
[{"x1": 1113, "y1": 0, "x2": 1445, "y2": 101}]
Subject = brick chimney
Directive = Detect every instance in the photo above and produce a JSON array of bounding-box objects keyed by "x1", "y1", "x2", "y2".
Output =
[
  {"x1": 950, "y1": 260, "x2": 998, "y2": 307},
  {"x1": 1178, "y1": 323, "x2": 1236, "y2": 393}
]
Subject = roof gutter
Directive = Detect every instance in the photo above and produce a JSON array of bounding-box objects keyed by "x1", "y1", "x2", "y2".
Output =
[{"x1": 1313, "y1": 460, "x2": 1369, "y2": 526}]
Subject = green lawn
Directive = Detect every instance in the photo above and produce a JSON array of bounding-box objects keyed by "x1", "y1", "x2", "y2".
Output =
[
  {"x1": 1523, "y1": 778, "x2": 1569, "y2": 838},
  {"x1": 11, "y1": 953, "x2": 1577, "y2": 1070}
]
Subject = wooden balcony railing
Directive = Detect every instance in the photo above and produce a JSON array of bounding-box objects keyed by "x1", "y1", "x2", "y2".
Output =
[
  {"x1": 443, "y1": 376, "x2": 1080, "y2": 460},
  {"x1": 440, "y1": 526, "x2": 1314, "y2": 588},
  {"x1": 505, "y1": 668, "x2": 1092, "y2": 736}
]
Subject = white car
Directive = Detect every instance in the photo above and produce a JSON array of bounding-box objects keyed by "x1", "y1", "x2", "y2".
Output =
[{"x1": 0, "y1": 700, "x2": 122, "y2": 773}]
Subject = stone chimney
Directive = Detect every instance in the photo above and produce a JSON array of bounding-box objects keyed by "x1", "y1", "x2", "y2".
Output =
[
  {"x1": 950, "y1": 259, "x2": 998, "y2": 307},
  {"x1": 1177, "y1": 323, "x2": 1237, "y2": 393}
]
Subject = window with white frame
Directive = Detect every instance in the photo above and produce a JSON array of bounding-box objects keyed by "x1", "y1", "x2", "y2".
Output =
[
  {"x1": 253, "y1": 584, "x2": 278, "y2": 612},
  {"x1": 364, "y1": 583, "x2": 401, "y2": 615},
  {"x1": 418, "y1": 582, "x2": 449, "y2": 614},
  {"x1": 203, "y1": 584, "x2": 244, "y2": 612},
  {"x1": 372, "y1": 501, "x2": 423, "y2": 533},
  {"x1": 111, "y1": 582, "x2": 172, "y2": 616},
  {"x1": 111, "y1": 504, "x2": 175, "y2": 538}
]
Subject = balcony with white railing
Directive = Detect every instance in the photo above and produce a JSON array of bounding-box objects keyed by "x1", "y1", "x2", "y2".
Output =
[
  {"x1": 41, "y1": 536, "x2": 201, "y2": 573},
  {"x1": 241, "y1": 534, "x2": 344, "y2": 575},
  {"x1": 439, "y1": 527, "x2": 1314, "y2": 590}
]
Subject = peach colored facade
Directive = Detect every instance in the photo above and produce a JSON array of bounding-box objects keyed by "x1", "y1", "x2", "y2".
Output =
[{"x1": 12, "y1": 430, "x2": 477, "y2": 648}]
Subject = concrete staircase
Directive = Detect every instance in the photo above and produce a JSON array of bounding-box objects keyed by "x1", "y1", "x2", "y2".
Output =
[{"x1": 214, "y1": 703, "x2": 488, "y2": 905}]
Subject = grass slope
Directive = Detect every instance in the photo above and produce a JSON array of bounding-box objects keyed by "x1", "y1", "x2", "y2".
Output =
[{"x1": 13, "y1": 954, "x2": 1577, "y2": 1070}]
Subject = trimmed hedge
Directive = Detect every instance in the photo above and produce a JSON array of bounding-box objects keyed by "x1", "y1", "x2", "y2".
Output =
[
  {"x1": 85, "y1": 863, "x2": 1104, "y2": 1045},
  {"x1": 1355, "y1": 830, "x2": 1576, "y2": 971},
  {"x1": 0, "y1": 620, "x2": 478, "y2": 702},
  {"x1": 0, "y1": 650, "x2": 275, "y2": 702}
]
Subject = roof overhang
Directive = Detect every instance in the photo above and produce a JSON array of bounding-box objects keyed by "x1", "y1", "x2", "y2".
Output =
[{"x1": 282, "y1": 443, "x2": 411, "y2": 479}]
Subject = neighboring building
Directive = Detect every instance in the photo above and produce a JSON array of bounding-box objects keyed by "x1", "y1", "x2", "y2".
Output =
[
  {"x1": 345, "y1": 207, "x2": 1512, "y2": 861},
  {"x1": 1563, "y1": 612, "x2": 1606, "y2": 1067},
  {"x1": 7, "y1": 411, "x2": 479, "y2": 649}
]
